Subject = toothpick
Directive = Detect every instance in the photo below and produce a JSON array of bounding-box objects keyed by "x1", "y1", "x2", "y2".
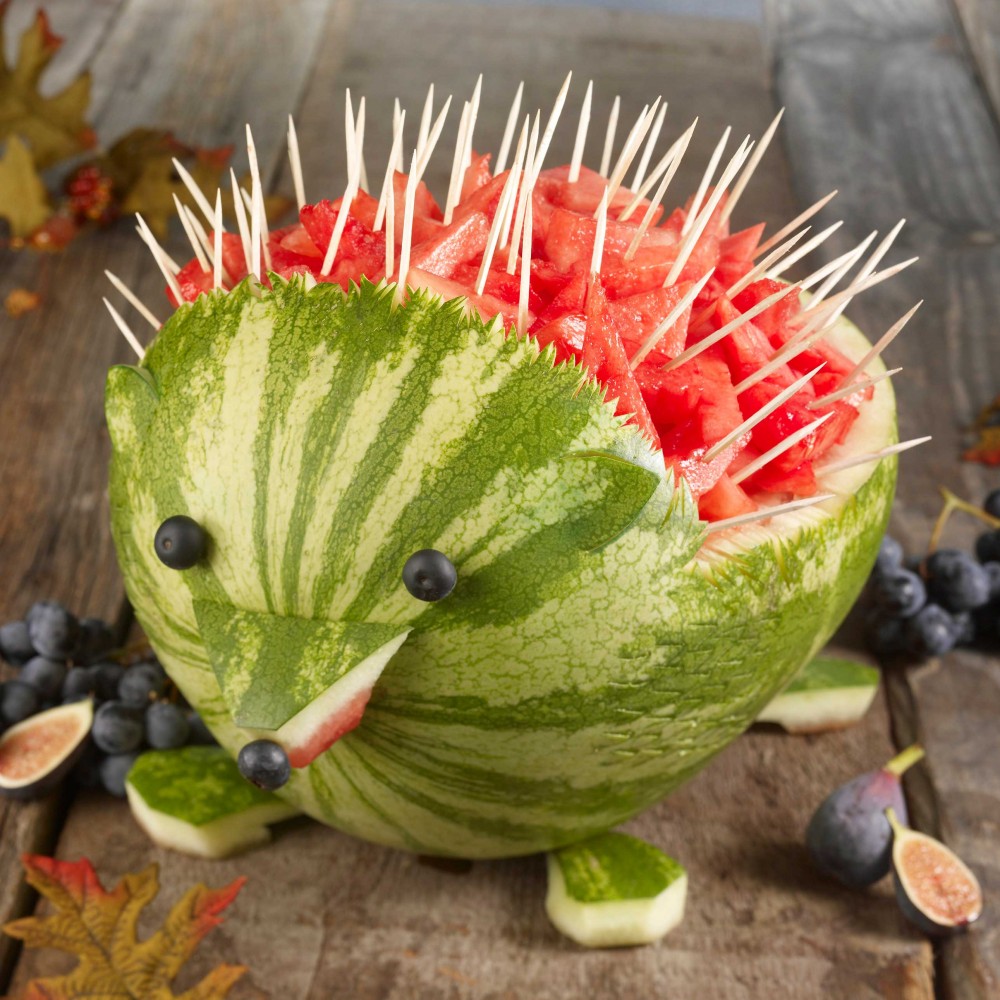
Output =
[
  {"x1": 731, "y1": 324, "x2": 825, "y2": 394},
  {"x1": 507, "y1": 113, "x2": 540, "y2": 274},
  {"x1": 213, "y1": 190, "x2": 224, "y2": 289},
  {"x1": 590, "y1": 190, "x2": 609, "y2": 277},
  {"x1": 444, "y1": 101, "x2": 472, "y2": 226},
  {"x1": 682, "y1": 126, "x2": 731, "y2": 237},
  {"x1": 394, "y1": 152, "x2": 419, "y2": 306},
  {"x1": 721, "y1": 107, "x2": 784, "y2": 223},
  {"x1": 629, "y1": 268, "x2": 714, "y2": 370},
  {"x1": 229, "y1": 168, "x2": 252, "y2": 273},
  {"x1": 755, "y1": 189, "x2": 838, "y2": 258},
  {"x1": 619, "y1": 117, "x2": 697, "y2": 223},
  {"x1": 599, "y1": 96, "x2": 620, "y2": 177},
  {"x1": 250, "y1": 183, "x2": 261, "y2": 281},
  {"x1": 354, "y1": 96, "x2": 369, "y2": 192},
  {"x1": 816, "y1": 437, "x2": 931, "y2": 476},
  {"x1": 135, "y1": 215, "x2": 183, "y2": 300},
  {"x1": 375, "y1": 109, "x2": 406, "y2": 232},
  {"x1": 246, "y1": 125, "x2": 272, "y2": 271},
  {"x1": 416, "y1": 83, "x2": 435, "y2": 160},
  {"x1": 320, "y1": 175, "x2": 359, "y2": 276},
  {"x1": 528, "y1": 71, "x2": 572, "y2": 184},
  {"x1": 518, "y1": 196, "x2": 532, "y2": 335},
  {"x1": 103, "y1": 297, "x2": 145, "y2": 360},
  {"x1": 287, "y1": 115, "x2": 306, "y2": 211},
  {"x1": 568, "y1": 80, "x2": 593, "y2": 183},
  {"x1": 603, "y1": 99, "x2": 661, "y2": 213},
  {"x1": 766, "y1": 221, "x2": 843, "y2": 279},
  {"x1": 807, "y1": 367, "x2": 902, "y2": 409},
  {"x1": 182, "y1": 205, "x2": 222, "y2": 277},
  {"x1": 722, "y1": 226, "x2": 811, "y2": 300},
  {"x1": 171, "y1": 157, "x2": 215, "y2": 226},
  {"x1": 105, "y1": 270, "x2": 161, "y2": 330},
  {"x1": 850, "y1": 218, "x2": 906, "y2": 289},
  {"x1": 702, "y1": 364, "x2": 823, "y2": 461},
  {"x1": 837, "y1": 301, "x2": 921, "y2": 386},
  {"x1": 385, "y1": 167, "x2": 395, "y2": 280},
  {"x1": 499, "y1": 116, "x2": 531, "y2": 250},
  {"x1": 704, "y1": 494, "x2": 836, "y2": 535},
  {"x1": 664, "y1": 137, "x2": 753, "y2": 287},
  {"x1": 415, "y1": 96, "x2": 453, "y2": 180},
  {"x1": 664, "y1": 280, "x2": 800, "y2": 371},
  {"x1": 476, "y1": 124, "x2": 528, "y2": 293},
  {"x1": 392, "y1": 97, "x2": 404, "y2": 168},
  {"x1": 800, "y1": 231, "x2": 877, "y2": 305},
  {"x1": 173, "y1": 195, "x2": 209, "y2": 272},
  {"x1": 630, "y1": 100, "x2": 667, "y2": 193},
  {"x1": 464, "y1": 74, "x2": 483, "y2": 167},
  {"x1": 495, "y1": 80, "x2": 524, "y2": 175},
  {"x1": 730, "y1": 411, "x2": 834, "y2": 484}
]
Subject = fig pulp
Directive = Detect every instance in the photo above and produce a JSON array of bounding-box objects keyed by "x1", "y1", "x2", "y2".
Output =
[
  {"x1": 0, "y1": 700, "x2": 93, "y2": 799},
  {"x1": 887, "y1": 808, "x2": 983, "y2": 935},
  {"x1": 806, "y1": 744, "x2": 924, "y2": 887}
]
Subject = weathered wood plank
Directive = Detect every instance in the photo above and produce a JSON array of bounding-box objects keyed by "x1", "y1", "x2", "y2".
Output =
[
  {"x1": 767, "y1": 1, "x2": 1000, "y2": 995},
  {"x1": 952, "y1": 0, "x2": 1000, "y2": 128},
  {"x1": 0, "y1": 0, "x2": 337, "y2": 990},
  {"x1": 5, "y1": 3, "x2": 935, "y2": 996}
]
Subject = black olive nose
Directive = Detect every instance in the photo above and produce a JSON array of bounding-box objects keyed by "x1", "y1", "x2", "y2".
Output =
[
  {"x1": 402, "y1": 549, "x2": 457, "y2": 601},
  {"x1": 154, "y1": 515, "x2": 207, "y2": 569}
]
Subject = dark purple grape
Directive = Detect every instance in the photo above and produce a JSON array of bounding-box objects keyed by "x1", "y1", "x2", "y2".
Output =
[
  {"x1": 98, "y1": 752, "x2": 140, "y2": 797},
  {"x1": 154, "y1": 516, "x2": 207, "y2": 569},
  {"x1": 953, "y1": 611, "x2": 976, "y2": 646},
  {"x1": 237, "y1": 740, "x2": 290, "y2": 790},
  {"x1": 144, "y1": 701, "x2": 190, "y2": 749},
  {"x1": 61, "y1": 666, "x2": 98, "y2": 702},
  {"x1": 91, "y1": 701, "x2": 144, "y2": 754},
  {"x1": 72, "y1": 743, "x2": 103, "y2": 790},
  {"x1": 1, "y1": 681, "x2": 40, "y2": 724},
  {"x1": 26, "y1": 601, "x2": 79, "y2": 660},
  {"x1": 76, "y1": 618, "x2": 114, "y2": 664},
  {"x1": 873, "y1": 569, "x2": 926, "y2": 617},
  {"x1": 186, "y1": 711, "x2": 217, "y2": 746},
  {"x1": 402, "y1": 549, "x2": 457, "y2": 602},
  {"x1": 984, "y1": 562, "x2": 1000, "y2": 600},
  {"x1": 925, "y1": 549, "x2": 991, "y2": 612},
  {"x1": 118, "y1": 662, "x2": 166, "y2": 707},
  {"x1": 0, "y1": 621, "x2": 34, "y2": 666},
  {"x1": 984, "y1": 489, "x2": 1000, "y2": 520},
  {"x1": 20, "y1": 656, "x2": 67, "y2": 700},
  {"x1": 91, "y1": 661, "x2": 124, "y2": 701},
  {"x1": 904, "y1": 603, "x2": 959, "y2": 657},
  {"x1": 874, "y1": 535, "x2": 904, "y2": 578},
  {"x1": 975, "y1": 531, "x2": 1000, "y2": 565},
  {"x1": 864, "y1": 610, "x2": 907, "y2": 656}
]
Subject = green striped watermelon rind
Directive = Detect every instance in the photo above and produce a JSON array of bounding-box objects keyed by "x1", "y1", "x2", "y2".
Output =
[{"x1": 107, "y1": 274, "x2": 896, "y2": 859}]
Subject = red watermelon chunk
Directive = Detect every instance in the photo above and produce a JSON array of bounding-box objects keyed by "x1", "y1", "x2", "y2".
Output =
[
  {"x1": 698, "y1": 474, "x2": 756, "y2": 520},
  {"x1": 732, "y1": 278, "x2": 802, "y2": 340},
  {"x1": 606, "y1": 284, "x2": 692, "y2": 365},
  {"x1": 410, "y1": 211, "x2": 491, "y2": 278}
]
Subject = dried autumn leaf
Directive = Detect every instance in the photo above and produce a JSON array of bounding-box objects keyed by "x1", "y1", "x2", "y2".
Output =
[
  {"x1": 4, "y1": 854, "x2": 247, "y2": 1000},
  {"x1": 0, "y1": 135, "x2": 50, "y2": 237},
  {"x1": 0, "y1": 5, "x2": 95, "y2": 168},
  {"x1": 4, "y1": 287, "x2": 41, "y2": 316},
  {"x1": 963, "y1": 395, "x2": 1000, "y2": 465}
]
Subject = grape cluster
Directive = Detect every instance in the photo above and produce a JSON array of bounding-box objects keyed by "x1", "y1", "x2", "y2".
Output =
[
  {"x1": 0, "y1": 599, "x2": 216, "y2": 798},
  {"x1": 866, "y1": 489, "x2": 1000, "y2": 659}
]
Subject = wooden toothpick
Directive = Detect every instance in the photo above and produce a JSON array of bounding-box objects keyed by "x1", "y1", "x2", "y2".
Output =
[
  {"x1": 682, "y1": 125, "x2": 731, "y2": 237},
  {"x1": 395, "y1": 151, "x2": 419, "y2": 306},
  {"x1": 568, "y1": 79, "x2": 593, "y2": 183},
  {"x1": 619, "y1": 117, "x2": 697, "y2": 223},
  {"x1": 287, "y1": 115, "x2": 306, "y2": 211},
  {"x1": 721, "y1": 107, "x2": 784, "y2": 223},
  {"x1": 171, "y1": 157, "x2": 215, "y2": 226},
  {"x1": 375, "y1": 109, "x2": 406, "y2": 232},
  {"x1": 836, "y1": 301, "x2": 922, "y2": 387},
  {"x1": 754, "y1": 189, "x2": 838, "y2": 258},
  {"x1": 629, "y1": 269, "x2": 714, "y2": 370},
  {"x1": 630, "y1": 100, "x2": 667, "y2": 193},
  {"x1": 104, "y1": 270, "x2": 161, "y2": 330},
  {"x1": 599, "y1": 95, "x2": 620, "y2": 177},
  {"x1": 174, "y1": 195, "x2": 209, "y2": 272},
  {"x1": 518, "y1": 195, "x2": 533, "y2": 335},
  {"x1": 103, "y1": 297, "x2": 145, "y2": 360},
  {"x1": 765, "y1": 221, "x2": 844, "y2": 279},
  {"x1": 213, "y1": 190, "x2": 224, "y2": 290},
  {"x1": 730, "y1": 411, "x2": 834, "y2": 485},
  {"x1": 229, "y1": 168, "x2": 252, "y2": 273},
  {"x1": 135, "y1": 215, "x2": 183, "y2": 300},
  {"x1": 494, "y1": 80, "x2": 524, "y2": 175},
  {"x1": 807, "y1": 367, "x2": 902, "y2": 409},
  {"x1": 704, "y1": 493, "x2": 836, "y2": 535},
  {"x1": 816, "y1": 437, "x2": 931, "y2": 476}
]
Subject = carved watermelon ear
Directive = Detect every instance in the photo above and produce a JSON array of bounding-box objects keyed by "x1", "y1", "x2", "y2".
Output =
[
  {"x1": 558, "y1": 450, "x2": 661, "y2": 551},
  {"x1": 105, "y1": 365, "x2": 159, "y2": 454}
]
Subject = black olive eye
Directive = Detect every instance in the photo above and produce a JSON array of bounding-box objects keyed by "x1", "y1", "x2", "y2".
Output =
[
  {"x1": 402, "y1": 549, "x2": 457, "y2": 602},
  {"x1": 154, "y1": 515, "x2": 207, "y2": 569}
]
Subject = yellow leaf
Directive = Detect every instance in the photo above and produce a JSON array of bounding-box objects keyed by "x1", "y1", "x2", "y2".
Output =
[
  {"x1": 4, "y1": 854, "x2": 247, "y2": 1000},
  {"x1": 0, "y1": 135, "x2": 50, "y2": 237}
]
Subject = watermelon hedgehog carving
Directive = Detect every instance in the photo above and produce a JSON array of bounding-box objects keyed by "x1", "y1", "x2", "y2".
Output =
[{"x1": 104, "y1": 75, "x2": 924, "y2": 939}]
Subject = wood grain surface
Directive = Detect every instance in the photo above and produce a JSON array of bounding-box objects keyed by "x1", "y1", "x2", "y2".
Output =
[{"x1": 767, "y1": 0, "x2": 1000, "y2": 996}]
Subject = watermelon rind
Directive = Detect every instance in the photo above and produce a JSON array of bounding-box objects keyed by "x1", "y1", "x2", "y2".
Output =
[
  {"x1": 545, "y1": 831, "x2": 687, "y2": 948},
  {"x1": 125, "y1": 746, "x2": 299, "y2": 858},
  {"x1": 107, "y1": 275, "x2": 896, "y2": 858},
  {"x1": 755, "y1": 656, "x2": 880, "y2": 734}
]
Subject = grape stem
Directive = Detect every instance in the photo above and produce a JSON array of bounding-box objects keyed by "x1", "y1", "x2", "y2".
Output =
[{"x1": 925, "y1": 486, "x2": 1000, "y2": 558}]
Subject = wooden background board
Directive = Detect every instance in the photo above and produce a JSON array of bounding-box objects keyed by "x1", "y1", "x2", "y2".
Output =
[
  {"x1": 1, "y1": 0, "x2": 995, "y2": 994},
  {"x1": 766, "y1": 0, "x2": 1000, "y2": 996}
]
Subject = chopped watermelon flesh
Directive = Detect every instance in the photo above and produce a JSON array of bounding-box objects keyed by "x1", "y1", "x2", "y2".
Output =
[{"x1": 168, "y1": 165, "x2": 874, "y2": 523}]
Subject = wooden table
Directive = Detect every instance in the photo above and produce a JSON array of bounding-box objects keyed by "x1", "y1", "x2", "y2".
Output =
[{"x1": 1, "y1": 0, "x2": 997, "y2": 996}]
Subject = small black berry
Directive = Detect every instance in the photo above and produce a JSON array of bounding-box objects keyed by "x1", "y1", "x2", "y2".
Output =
[
  {"x1": 402, "y1": 549, "x2": 457, "y2": 602},
  {"x1": 154, "y1": 516, "x2": 207, "y2": 569}
]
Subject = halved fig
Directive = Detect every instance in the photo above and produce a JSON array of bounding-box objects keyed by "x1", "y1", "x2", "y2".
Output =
[
  {"x1": 888, "y1": 808, "x2": 983, "y2": 935},
  {"x1": 0, "y1": 700, "x2": 94, "y2": 799}
]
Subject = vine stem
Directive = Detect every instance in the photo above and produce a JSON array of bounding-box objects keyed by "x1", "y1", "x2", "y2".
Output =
[{"x1": 925, "y1": 486, "x2": 1000, "y2": 557}]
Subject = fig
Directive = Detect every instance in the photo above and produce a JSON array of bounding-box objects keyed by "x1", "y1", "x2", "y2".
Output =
[
  {"x1": 0, "y1": 700, "x2": 94, "y2": 799},
  {"x1": 806, "y1": 743, "x2": 924, "y2": 887},
  {"x1": 887, "y1": 808, "x2": 983, "y2": 935}
]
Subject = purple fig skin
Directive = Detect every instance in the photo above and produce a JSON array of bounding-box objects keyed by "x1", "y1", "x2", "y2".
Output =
[{"x1": 806, "y1": 769, "x2": 908, "y2": 888}]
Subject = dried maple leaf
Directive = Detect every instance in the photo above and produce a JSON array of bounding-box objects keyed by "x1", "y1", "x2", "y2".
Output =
[
  {"x1": 4, "y1": 287, "x2": 41, "y2": 316},
  {"x1": 0, "y1": 135, "x2": 50, "y2": 237},
  {"x1": 963, "y1": 395, "x2": 1000, "y2": 466},
  {"x1": 0, "y1": 4, "x2": 96, "y2": 168},
  {"x1": 4, "y1": 854, "x2": 247, "y2": 1000}
]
